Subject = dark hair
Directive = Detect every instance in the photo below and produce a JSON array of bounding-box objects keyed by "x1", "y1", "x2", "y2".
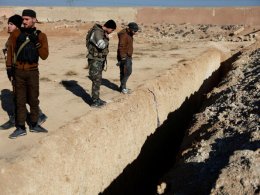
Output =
[{"x1": 104, "y1": 20, "x2": 117, "y2": 30}]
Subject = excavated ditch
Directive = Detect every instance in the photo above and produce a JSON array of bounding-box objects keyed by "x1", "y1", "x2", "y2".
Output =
[
  {"x1": 99, "y1": 52, "x2": 241, "y2": 195},
  {"x1": 0, "y1": 49, "x2": 240, "y2": 195},
  {"x1": 159, "y1": 46, "x2": 260, "y2": 195}
]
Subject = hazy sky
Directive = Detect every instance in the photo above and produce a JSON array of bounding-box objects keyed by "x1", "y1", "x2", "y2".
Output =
[{"x1": 0, "y1": 0, "x2": 260, "y2": 6}]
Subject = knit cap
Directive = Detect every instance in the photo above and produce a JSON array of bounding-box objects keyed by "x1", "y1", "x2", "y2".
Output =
[
  {"x1": 8, "y1": 14, "x2": 23, "y2": 28},
  {"x1": 22, "y1": 9, "x2": 36, "y2": 18},
  {"x1": 128, "y1": 22, "x2": 139, "y2": 32}
]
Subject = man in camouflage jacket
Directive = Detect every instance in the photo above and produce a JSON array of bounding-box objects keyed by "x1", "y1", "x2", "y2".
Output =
[{"x1": 86, "y1": 19, "x2": 117, "y2": 107}]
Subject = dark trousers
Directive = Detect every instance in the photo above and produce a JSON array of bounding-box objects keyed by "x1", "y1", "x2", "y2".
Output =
[
  {"x1": 14, "y1": 69, "x2": 39, "y2": 126},
  {"x1": 88, "y1": 59, "x2": 104, "y2": 101},
  {"x1": 120, "y1": 58, "x2": 132, "y2": 89}
]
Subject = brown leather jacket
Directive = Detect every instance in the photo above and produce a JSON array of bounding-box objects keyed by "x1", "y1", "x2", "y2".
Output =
[
  {"x1": 117, "y1": 28, "x2": 133, "y2": 60},
  {"x1": 6, "y1": 28, "x2": 49, "y2": 70}
]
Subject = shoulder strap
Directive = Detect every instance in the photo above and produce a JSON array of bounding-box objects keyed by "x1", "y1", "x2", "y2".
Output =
[
  {"x1": 13, "y1": 37, "x2": 30, "y2": 64},
  {"x1": 86, "y1": 27, "x2": 94, "y2": 47}
]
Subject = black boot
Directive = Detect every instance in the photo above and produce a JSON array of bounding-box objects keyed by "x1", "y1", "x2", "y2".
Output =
[
  {"x1": 29, "y1": 122, "x2": 48, "y2": 133},
  {"x1": 9, "y1": 125, "x2": 27, "y2": 139},
  {"x1": 91, "y1": 98, "x2": 107, "y2": 108}
]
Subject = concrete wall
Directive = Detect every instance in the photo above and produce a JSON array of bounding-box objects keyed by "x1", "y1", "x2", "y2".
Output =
[
  {"x1": 0, "y1": 6, "x2": 260, "y2": 25},
  {"x1": 136, "y1": 7, "x2": 260, "y2": 25},
  {"x1": 0, "y1": 49, "x2": 223, "y2": 195}
]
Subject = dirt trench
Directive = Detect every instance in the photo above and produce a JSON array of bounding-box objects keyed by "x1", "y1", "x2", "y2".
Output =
[
  {"x1": 157, "y1": 44, "x2": 260, "y2": 195},
  {"x1": 99, "y1": 51, "x2": 241, "y2": 195},
  {"x1": 0, "y1": 48, "x2": 233, "y2": 194}
]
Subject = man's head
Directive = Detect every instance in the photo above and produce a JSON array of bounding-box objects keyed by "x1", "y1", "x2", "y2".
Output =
[
  {"x1": 7, "y1": 14, "x2": 23, "y2": 33},
  {"x1": 22, "y1": 9, "x2": 37, "y2": 28},
  {"x1": 128, "y1": 22, "x2": 139, "y2": 35},
  {"x1": 103, "y1": 19, "x2": 117, "y2": 34}
]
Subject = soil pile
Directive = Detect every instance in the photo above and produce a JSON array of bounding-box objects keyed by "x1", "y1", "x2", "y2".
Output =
[{"x1": 158, "y1": 43, "x2": 260, "y2": 194}]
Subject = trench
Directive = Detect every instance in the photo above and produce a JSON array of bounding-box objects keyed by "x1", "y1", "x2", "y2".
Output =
[{"x1": 99, "y1": 51, "x2": 241, "y2": 195}]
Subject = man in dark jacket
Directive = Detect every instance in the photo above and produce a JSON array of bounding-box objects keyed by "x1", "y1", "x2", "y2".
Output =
[
  {"x1": 86, "y1": 19, "x2": 117, "y2": 107},
  {"x1": 117, "y1": 22, "x2": 139, "y2": 94},
  {"x1": 6, "y1": 9, "x2": 49, "y2": 138}
]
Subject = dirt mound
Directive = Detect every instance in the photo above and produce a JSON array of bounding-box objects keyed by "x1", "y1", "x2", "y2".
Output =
[{"x1": 158, "y1": 42, "x2": 260, "y2": 195}]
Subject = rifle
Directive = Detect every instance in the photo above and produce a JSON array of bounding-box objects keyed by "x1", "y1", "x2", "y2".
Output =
[
  {"x1": 2, "y1": 48, "x2": 7, "y2": 60},
  {"x1": 103, "y1": 57, "x2": 108, "y2": 72}
]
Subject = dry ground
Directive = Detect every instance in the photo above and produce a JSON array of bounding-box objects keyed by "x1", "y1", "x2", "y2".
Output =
[
  {"x1": 0, "y1": 20, "x2": 250, "y2": 156},
  {"x1": 0, "y1": 17, "x2": 259, "y2": 194}
]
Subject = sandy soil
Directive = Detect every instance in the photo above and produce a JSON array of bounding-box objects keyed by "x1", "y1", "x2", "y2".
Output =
[
  {"x1": 0, "y1": 20, "x2": 250, "y2": 155},
  {"x1": 0, "y1": 15, "x2": 259, "y2": 194}
]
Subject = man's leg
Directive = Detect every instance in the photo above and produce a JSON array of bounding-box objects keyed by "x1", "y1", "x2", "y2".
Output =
[
  {"x1": 14, "y1": 70, "x2": 28, "y2": 127},
  {"x1": 9, "y1": 70, "x2": 27, "y2": 138},
  {"x1": 89, "y1": 59, "x2": 106, "y2": 106},
  {"x1": 120, "y1": 58, "x2": 132, "y2": 93},
  {"x1": 27, "y1": 70, "x2": 39, "y2": 124},
  {"x1": 27, "y1": 70, "x2": 47, "y2": 133},
  {"x1": 119, "y1": 62, "x2": 125, "y2": 90}
]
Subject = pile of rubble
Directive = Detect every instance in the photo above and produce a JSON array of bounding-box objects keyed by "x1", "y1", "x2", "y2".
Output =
[
  {"x1": 158, "y1": 46, "x2": 260, "y2": 194},
  {"x1": 138, "y1": 23, "x2": 258, "y2": 43}
]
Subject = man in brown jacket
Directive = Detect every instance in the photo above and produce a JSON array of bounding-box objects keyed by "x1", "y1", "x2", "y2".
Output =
[
  {"x1": 1, "y1": 14, "x2": 47, "y2": 131},
  {"x1": 6, "y1": 9, "x2": 49, "y2": 139},
  {"x1": 117, "y1": 22, "x2": 139, "y2": 94}
]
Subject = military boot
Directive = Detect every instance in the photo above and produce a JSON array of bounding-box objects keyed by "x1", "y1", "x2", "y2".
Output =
[
  {"x1": 29, "y1": 124, "x2": 48, "y2": 133},
  {"x1": 9, "y1": 126, "x2": 27, "y2": 139},
  {"x1": 91, "y1": 98, "x2": 107, "y2": 108},
  {"x1": 121, "y1": 88, "x2": 131, "y2": 94}
]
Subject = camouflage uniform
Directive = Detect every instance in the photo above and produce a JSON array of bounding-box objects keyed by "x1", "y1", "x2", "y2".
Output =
[
  {"x1": 88, "y1": 59, "x2": 105, "y2": 100},
  {"x1": 86, "y1": 24, "x2": 109, "y2": 102}
]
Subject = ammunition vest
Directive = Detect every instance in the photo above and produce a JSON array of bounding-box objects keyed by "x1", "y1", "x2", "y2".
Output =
[
  {"x1": 16, "y1": 30, "x2": 40, "y2": 64},
  {"x1": 86, "y1": 26, "x2": 109, "y2": 60}
]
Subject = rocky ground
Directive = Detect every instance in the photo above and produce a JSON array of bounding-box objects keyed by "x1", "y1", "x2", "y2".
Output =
[
  {"x1": 157, "y1": 41, "x2": 260, "y2": 195},
  {"x1": 138, "y1": 22, "x2": 257, "y2": 42}
]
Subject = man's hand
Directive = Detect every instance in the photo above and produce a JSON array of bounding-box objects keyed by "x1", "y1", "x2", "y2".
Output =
[
  {"x1": 28, "y1": 34, "x2": 41, "y2": 48},
  {"x1": 121, "y1": 56, "x2": 132, "y2": 65},
  {"x1": 2, "y1": 48, "x2": 7, "y2": 55},
  {"x1": 121, "y1": 57, "x2": 127, "y2": 64},
  {"x1": 6, "y1": 68, "x2": 14, "y2": 81},
  {"x1": 105, "y1": 32, "x2": 110, "y2": 39}
]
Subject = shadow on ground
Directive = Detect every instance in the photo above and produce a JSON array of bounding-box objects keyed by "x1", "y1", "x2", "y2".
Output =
[
  {"x1": 60, "y1": 80, "x2": 92, "y2": 105},
  {"x1": 0, "y1": 89, "x2": 15, "y2": 118},
  {"x1": 86, "y1": 76, "x2": 120, "y2": 92},
  {"x1": 102, "y1": 78, "x2": 119, "y2": 92}
]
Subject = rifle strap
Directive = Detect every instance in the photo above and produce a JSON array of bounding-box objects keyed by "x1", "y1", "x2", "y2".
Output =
[
  {"x1": 13, "y1": 37, "x2": 30, "y2": 64},
  {"x1": 103, "y1": 59, "x2": 107, "y2": 72}
]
